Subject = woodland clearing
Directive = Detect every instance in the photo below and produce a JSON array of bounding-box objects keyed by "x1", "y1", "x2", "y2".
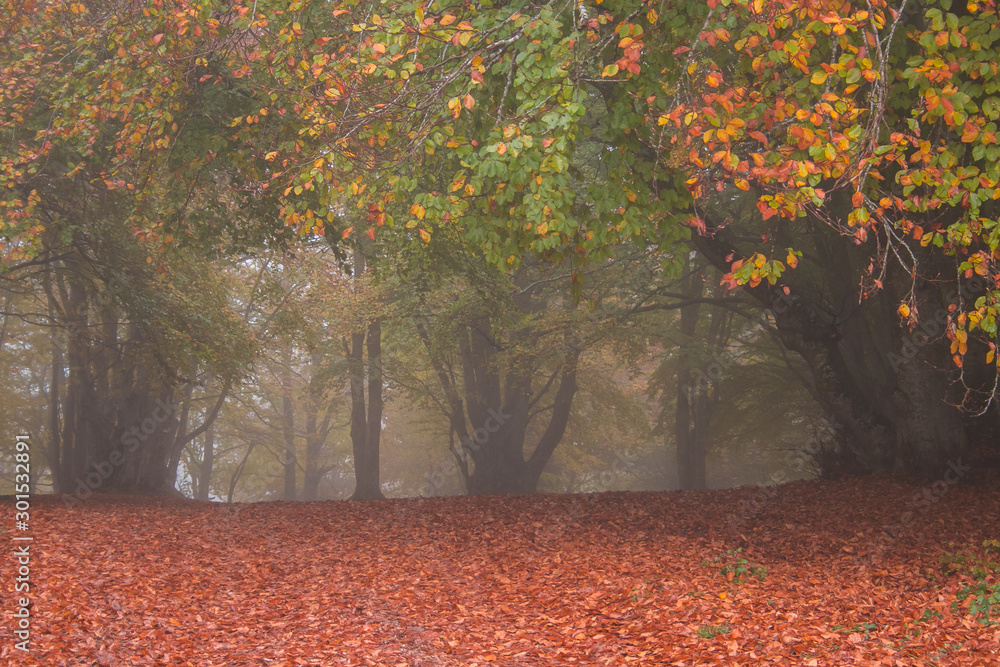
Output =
[{"x1": 3, "y1": 473, "x2": 1000, "y2": 665}]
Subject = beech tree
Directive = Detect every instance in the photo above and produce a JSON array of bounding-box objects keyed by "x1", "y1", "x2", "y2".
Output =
[
  {"x1": 637, "y1": 0, "x2": 1000, "y2": 475},
  {"x1": 6, "y1": 0, "x2": 999, "y2": 491},
  {"x1": 337, "y1": 0, "x2": 1000, "y2": 477}
]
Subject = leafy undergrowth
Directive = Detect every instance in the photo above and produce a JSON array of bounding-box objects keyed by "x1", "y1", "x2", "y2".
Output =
[{"x1": 3, "y1": 474, "x2": 1000, "y2": 666}]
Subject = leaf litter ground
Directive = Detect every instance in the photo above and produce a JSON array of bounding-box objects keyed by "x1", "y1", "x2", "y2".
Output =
[{"x1": 3, "y1": 474, "x2": 1000, "y2": 665}]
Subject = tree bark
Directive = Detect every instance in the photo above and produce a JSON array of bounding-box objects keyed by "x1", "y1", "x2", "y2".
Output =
[
  {"x1": 349, "y1": 317, "x2": 385, "y2": 500},
  {"x1": 691, "y1": 211, "x2": 967, "y2": 479},
  {"x1": 280, "y1": 353, "x2": 297, "y2": 501},
  {"x1": 420, "y1": 311, "x2": 581, "y2": 496},
  {"x1": 196, "y1": 421, "x2": 215, "y2": 501}
]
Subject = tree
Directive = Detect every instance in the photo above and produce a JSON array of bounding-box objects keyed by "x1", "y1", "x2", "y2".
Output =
[
  {"x1": 1, "y1": 0, "x2": 287, "y2": 494},
  {"x1": 350, "y1": 0, "x2": 1000, "y2": 477},
  {"x1": 671, "y1": 260, "x2": 731, "y2": 489},
  {"x1": 633, "y1": 0, "x2": 1000, "y2": 476}
]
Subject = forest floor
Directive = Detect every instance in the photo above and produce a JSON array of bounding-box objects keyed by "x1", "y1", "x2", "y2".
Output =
[{"x1": 3, "y1": 471, "x2": 1000, "y2": 666}]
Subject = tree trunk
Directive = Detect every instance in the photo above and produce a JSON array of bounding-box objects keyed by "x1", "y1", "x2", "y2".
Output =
[
  {"x1": 674, "y1": 261, "x2": 707, "y2": 490},
  {"x1": 691, "y1": 212, "x2": 967, "y2": 479},
  {"x1": 302, "y1": 353, "x2": 334, "y2": 501},
  {"x1": 228, "y1": 440, "x2": 256, "y2": 503},
  {"x1": 303, "y1": 383, "x2": 321, "y2": 501},
  {"x1": 885, "y1": 264, "x2": 968, "y2": 476},
  {"x1": 280, "y1": 354, "x2": 297, "y2": 501},
  {"x1": 349, "y1": 318, "x2": 385, "y2": 500},
  {"x1": 420, "y1": 310, "x2": 580, "y2": 496},
  {"x1": 48, "y1": 337, "x2": 63, "y2": 493},
  {"x1": 197, "y1": 421, "x2": 215, "y2": 501}
]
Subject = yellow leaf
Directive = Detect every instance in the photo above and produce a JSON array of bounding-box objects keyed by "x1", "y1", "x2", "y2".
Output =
[
  {"x1": 373, "y1": 42, "x2": 386, "y2": 54},
  {"x1": 602, "y1": 63, "x2": 619, "y2": 78},
  {"x1": 410, "y1": 203, "x2": 425, "y2": 219},
  {"x1": 898, "y1": 303, "x2": 910, "y2": 317},
  {"x1": 647, "y1": 8, "x2": 658, "y2": 23},
  {"x1": 497, "y1": 142, "x2": 507, "y2": 155},
  {"x1": 810, "y1": 70, "x2": 828, "y2": 85},
  {"x1": 787, "y1": 251, "x2": 798, "y2": 269},
  {"x1": 734, "y1": 178, "x2": 749, "y2": 190},
  {"x1": 440, "y1": 14, "x2": 456, "y2": 26},
  {"x1": 419, "y1": 228, "x2": 431, "y2": 243}
]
